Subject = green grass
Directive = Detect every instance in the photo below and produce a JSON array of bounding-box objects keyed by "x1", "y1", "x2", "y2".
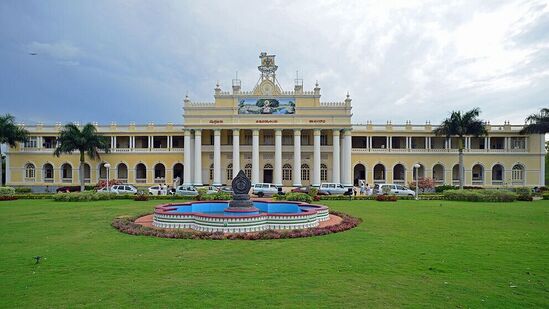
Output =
[{"x1": 0, "y1": 199, "x2": 547, "y2": 308}]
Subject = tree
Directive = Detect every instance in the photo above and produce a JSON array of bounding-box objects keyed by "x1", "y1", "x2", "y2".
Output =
[
  {"x1": 520, "y1": 108, "x2": 549, "y2": 135},
  {"x1": 0, "y1": 114, "x2": 29, "y2": 186},
  {"x1": 54, "y1": 123, "x2": 110, "y2": 191},
  {"x1": 433, "y1": 108, "x2": 487, "y2": 190}
]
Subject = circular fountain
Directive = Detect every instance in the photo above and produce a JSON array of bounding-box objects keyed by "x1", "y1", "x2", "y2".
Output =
[{"x1": 153, "y1": 170, "x2": 329, "y2": 233}]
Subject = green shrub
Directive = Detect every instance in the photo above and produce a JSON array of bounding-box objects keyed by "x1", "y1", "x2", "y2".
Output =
[
  {"x1": 418, "y1": 194, "x2": 445, "y2": 200},
  {"x1": 513, "y1": 187, "x2": 533, "y2": 202},
  {"x1": 199, "y1": 191, "x2": 231, "y2": 201},
  {"x1": 134, "y1": 194, "x2": 149, "y2": 201},
  {"x1": 14, "y1": 187, "x2": 32, "y2": 193},
  {"x1": 272, "y1": 194, "x2": 284, "y2": 200},
  {"x1": 284, "y1": 192, "x2": 313, "y2": 203},
  {"x1": 308, "y1": 187, "x2": 318, "y2": 197},
  {"x1": 0, "y1": 187, "x2": 15, "y2": 196},
  {"x1": 435, "y1": 185, "x2": 457, "y2": 193},
  {"x1": 443, "y1": 189, "x2": 517, "y2": 202}
]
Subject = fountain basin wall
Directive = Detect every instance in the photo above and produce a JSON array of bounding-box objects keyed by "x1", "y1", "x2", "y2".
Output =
[{"x1": 153, "y1": 201, "x2": 330, "y2": 233}]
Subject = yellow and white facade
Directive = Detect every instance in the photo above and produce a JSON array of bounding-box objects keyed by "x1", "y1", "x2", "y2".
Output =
[{"x1": 5, "y1": 53, "x2": 545, "y2": 190}]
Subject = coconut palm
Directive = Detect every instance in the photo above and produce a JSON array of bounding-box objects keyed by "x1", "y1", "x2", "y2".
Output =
[
  {"x1": 433, "y1": 108, "x2": 487, "y2": 190},
  {"x1": 520, "y1": 108, "x2": 549, "y2": 135},
  {"x1": 0, "y1": 114, "x2": 29, "y2": 186},
  {"x1": 54, "y1": 123, "x2": 110, "y2": 191}
]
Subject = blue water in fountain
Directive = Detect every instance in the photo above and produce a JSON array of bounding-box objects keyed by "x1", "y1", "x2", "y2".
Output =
[{"x1": 168, "y1": 201, "x2": 304, "y2": 216}]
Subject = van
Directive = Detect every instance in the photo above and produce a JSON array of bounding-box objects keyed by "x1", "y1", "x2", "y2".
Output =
[{"x1": 252, "y1": 183, "x2": 278, "y2": 197}]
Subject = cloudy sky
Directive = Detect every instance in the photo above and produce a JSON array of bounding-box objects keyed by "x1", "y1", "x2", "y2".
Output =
[{"x1": 1, "y1": 0, "x2": 548, "y2": 126}]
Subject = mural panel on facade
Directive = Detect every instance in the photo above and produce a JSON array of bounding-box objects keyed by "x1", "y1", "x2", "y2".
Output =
[{"x1": 238, "y1": 98, "x2": 295, "y2": 114}]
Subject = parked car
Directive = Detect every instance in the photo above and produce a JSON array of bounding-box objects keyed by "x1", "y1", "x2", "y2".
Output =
[
  {"x1": 96, "y1": 187, "x2": 111, "y2": 193},
  {"x1": 56, "y1": 186, "x2": 81, "y2": 193},
  {"x1": 197, "y1": 186, "x2": 219, "y2": 194},
  {"x1": 220, "y1": 186, "x2": 233, "y2": 194},
  {"x1": 175, "y1": 185, "x2": 199, "y2": 196},
  {"x1": 319, "y1": 183, "x2": 347, "y2": 195},
  {"x1": 291, "y1": 186, "x2": 329, "y2": 195},
  {"x1": 110, "y1": 184, "x2": 138, "y2": 195},
  {"x1": 252, "y1": 183, "x2": 278, "y2": 197},
  {"x1": 148, "y1": 185, "x2": 168, "y2": 195},
  {"x1": 374, "y1": 183, "x2": 415, "y2": 197}
]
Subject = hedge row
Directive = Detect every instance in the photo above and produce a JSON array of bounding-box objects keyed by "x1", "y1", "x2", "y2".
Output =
[
  {"x1": 112, "y1": 210, "x2": 361, "y2": 240},
  {"x1": 443, "y1": 189, "x2": 517, "y2": 202},
  {"x1": 52, "y1": 192, "x2": 197, "y2": 202}
]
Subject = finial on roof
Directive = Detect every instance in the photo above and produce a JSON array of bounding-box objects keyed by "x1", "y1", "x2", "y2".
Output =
[{"x1": 315, "y1": 80, "x2": 319, "y2": 87}]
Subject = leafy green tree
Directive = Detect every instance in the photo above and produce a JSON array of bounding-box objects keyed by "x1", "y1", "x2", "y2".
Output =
[
  {"x1": 520, "y1": 108, "x2": 549, "y2": 135},
  {"x1": 433, "y1": 108, "x2": 487, "y2": 190},
  {"x1": 0, "y1": 114, "x2": 29, "y2": 186},
  {"x1": 54, "y1": 123, "x2": 110, "y2": 191}
]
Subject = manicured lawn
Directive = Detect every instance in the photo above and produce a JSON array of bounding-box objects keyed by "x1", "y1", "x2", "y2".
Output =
[{"x1": 0, "y1": 199, "x2": 547, "y2": 308}]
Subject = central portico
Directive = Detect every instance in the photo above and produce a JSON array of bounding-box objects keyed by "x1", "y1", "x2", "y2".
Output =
[{"x1": 182, "y1": 52, "x2": 353, "y2": 187}]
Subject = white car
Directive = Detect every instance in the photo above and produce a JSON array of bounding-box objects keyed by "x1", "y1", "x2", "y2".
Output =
[
  {"x1": 319, "y1": 183, "x2": 348, "y2": 195},
  {"x1": 374, "y1": 183, "x2": 415, "y2": 197},
  {"x1": 110, "y1": 184, "x2": 138, "y2": 195},
  {"x1": 252, "y1": 183, "x2": 279, "y2": 197},
  {"x1": 197, "y1": 186, "x2": 219, "y2": 194},
  {"x1": 175, "y1": 185, "x2": 199, "y2": 196},
  {"x1": 148, "y1": 185, "x2": 168, "y2": 195}
]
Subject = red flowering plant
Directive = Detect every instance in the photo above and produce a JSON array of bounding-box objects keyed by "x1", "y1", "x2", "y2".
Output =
[
  {"x1": 95, "y1": 179, "x2": 123, "y2": 190},
  {"x1": 408, "y1": 177, "x2": 435, "y2": 193}
]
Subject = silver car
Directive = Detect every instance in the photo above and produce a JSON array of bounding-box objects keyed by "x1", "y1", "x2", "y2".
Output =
[
  {"x1": 319, "y1": 183, "x2": 347, "y2": 195},
  {"x1": 252, "y1": 183, "x2": 279, "y2": 197},
  {"x1": 175, "y1": 185, "x2": 199, "y2": 196},
  {"x1": 374, "y1": 184, "x2": 415, "y2": 197},
  {"x1": 110, "y1": 184, "x2": 138, "y2": 195}
]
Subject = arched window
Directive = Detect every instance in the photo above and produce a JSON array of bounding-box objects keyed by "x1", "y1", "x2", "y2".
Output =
[
  {"x1": 452, "y1": 164, "x2": 460, "y2": 185},
  {"x1": 136, "y1": 163, "x2": 147, "y2": 183},
  {"x1": 61, "y1": 163, "x2": 72, "y2": 182},
  {"x1": 117, "y1": 163, "x2": 128, "y2": 180},
  {"x1": 209, "y1": 164, "x2": 214, "y2": 181},
  {"x1": 244, "y1": 163, "x2": 252, "y2": 179},
  {"x1": 83, "y1": 163, "x2": 91, "y2": 183},
  {"x1": 492, "y1": 164, "x2": 504, "y2": 185},
  {"x1": 98, "y1": 163, "x2": 108, "y2": 180},
  {"x1": 432, "y1": 164, "x2": 444, "y2": 185},
  {"x1": 373, "y1": 164, "x2": 385, "y2": 183},
  {"x1": 283, "y1": 164, "x2": 292, "y2": 181},
  {"x1": 154, "y1": 163, "x2": 166, "y2": 183},
  {"x1": 301, "y1": 164, "x2": 310, "y2": 181},
  {"x1": 512, "y1": 164, "x2": 525, "y2": 184},
  {"x1": 472, "y1": 164, "x2": 484, "y2": 185},
  {"x1": 227, "y1": 163, "x2": 233, "y2": 180},
  {"x1": 412, "y1": 164, "x2": 425, "y2": 179},
  {"x1": 393, "y1": 164, "x2": 405, "y2": 184},
  {"x1": 320, "y1": 163, "x2": 328, "y2": 181},
  {"x1": 43, "y1": 163, "x2": 54, "y2": 182},
  {"x1": 25, "y1": 163, "x2": 35, "y2": 180}
]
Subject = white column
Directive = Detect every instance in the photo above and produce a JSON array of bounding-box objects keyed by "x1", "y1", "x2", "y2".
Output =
[
  {"x1": 168, "y1": 136, "x2": 172, "y2": 149},
  {"x1": 232, "y1": 129, "x2": 240, "y2": 178},
  {"x1": 388, "y1": 136, "x2": 392, "y2": 150},
  {"x1": 485, "y1": 136, "x2": 490, "y2": 151},
  {"x1": 183, "y1": 130, "x2": 192, "y2": 185},
  {"x1": 405, "y1": 136, "x2": 409, "y2": 149},
  {"x1": 343, "y1": 129, "x2": 352, "y2": 187},
  {"x1": 448, "y1": 138, "x2": 452, "y2": 149},
  {"x1": 368, "y1": 136, "x2": 372, "y2": 149},
  {"x1": 313, "y1": 129, "x2": 321, "y2": 187},
  {"x1": 274, "y1": 129, "x2": 283, "y2": 186},
  {"x1": 213, "y1": 129, "x2": 221, "y2": 186},
  {"x1": 332, "y1": 129, "x2": 340, "y2": 183},
  {"x1": 540, "y1": 134, "x2": 546, "y2": 186},
  {"x1": 252, "y1": 129, "x2": 260, "y2": 184},
  {"x1": 293, "y1": 129, "x2": 302, "y2": 186},
  {"x1": 113, "y1": 136, "x2": 117, "y2": 149},
  {"x1": 194, "y1": 129, "x2": 202, "y2": 185},
  {"x1": 149, "y1": 136, "x2": 153, "y2": 149},
  {"x1": 386, "y1": 136, "x2": 389, "y2": 149},
  {"x1": 130, "y1": 136, "x2": 134, "y2": 149},
  {"x1": 190, "y1": 134, "x2": 195, "y2": 181}
]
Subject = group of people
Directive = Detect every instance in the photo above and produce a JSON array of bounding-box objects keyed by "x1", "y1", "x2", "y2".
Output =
[{"x1": 357, "y1": 180, "x2": 373, "y2": 196}]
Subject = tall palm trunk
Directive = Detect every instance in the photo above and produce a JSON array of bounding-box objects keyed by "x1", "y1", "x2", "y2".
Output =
[
  {"x1": 0, "y1": 148, "x2": 3, "y2": 186},
  {"x1": 458, "y1": 137, "x2": 464, "y2": 190},
  {"x1": 79, "y1": 151, "x2": 85, "y2": 192}
]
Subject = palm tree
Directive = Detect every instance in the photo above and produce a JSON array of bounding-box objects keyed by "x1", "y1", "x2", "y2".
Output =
[
  {"x1": 520, "y1": 108, "x2": 549, "y2": 134},
  {"x1": 54, "y1": 123, "x2": 110, "y2": 191},
  {"x1": 0, "y1": 114, "x2": 29, "y2": 186},
  {"x1": 433, "y1": 108, "x2": 487, "y2": 190}
]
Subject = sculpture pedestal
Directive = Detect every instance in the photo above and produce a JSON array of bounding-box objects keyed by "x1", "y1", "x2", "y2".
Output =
[{"x1": 228, "y1": 194, "x2": 256, "y2": 210}]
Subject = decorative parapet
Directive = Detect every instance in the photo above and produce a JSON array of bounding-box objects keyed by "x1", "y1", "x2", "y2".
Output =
[
  {"x1": 320, "y1": 102, "x2": 346, "y2": 107},
  {"x1": 185, "y1": 102, "x2": 216, "y2": 107}
]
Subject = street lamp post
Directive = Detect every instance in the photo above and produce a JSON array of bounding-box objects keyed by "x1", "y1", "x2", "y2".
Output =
[
  {"x1": 104, "y1": 163, "x2": 111, "y2": 191},
  {"x1": 414, "y1": 163, "x2": 420, "y2": 200}
]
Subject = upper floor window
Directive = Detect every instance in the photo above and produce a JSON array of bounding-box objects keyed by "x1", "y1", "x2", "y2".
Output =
[
  {"x1": 320, "y1": 134, "x2": 328, "y2": 146},
  {"x1": 511, "y1": 137, "x2": 526, "y2": 149},
  {"x1": 24, "y1": 137, "x2": 37, "y2": 148}
]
